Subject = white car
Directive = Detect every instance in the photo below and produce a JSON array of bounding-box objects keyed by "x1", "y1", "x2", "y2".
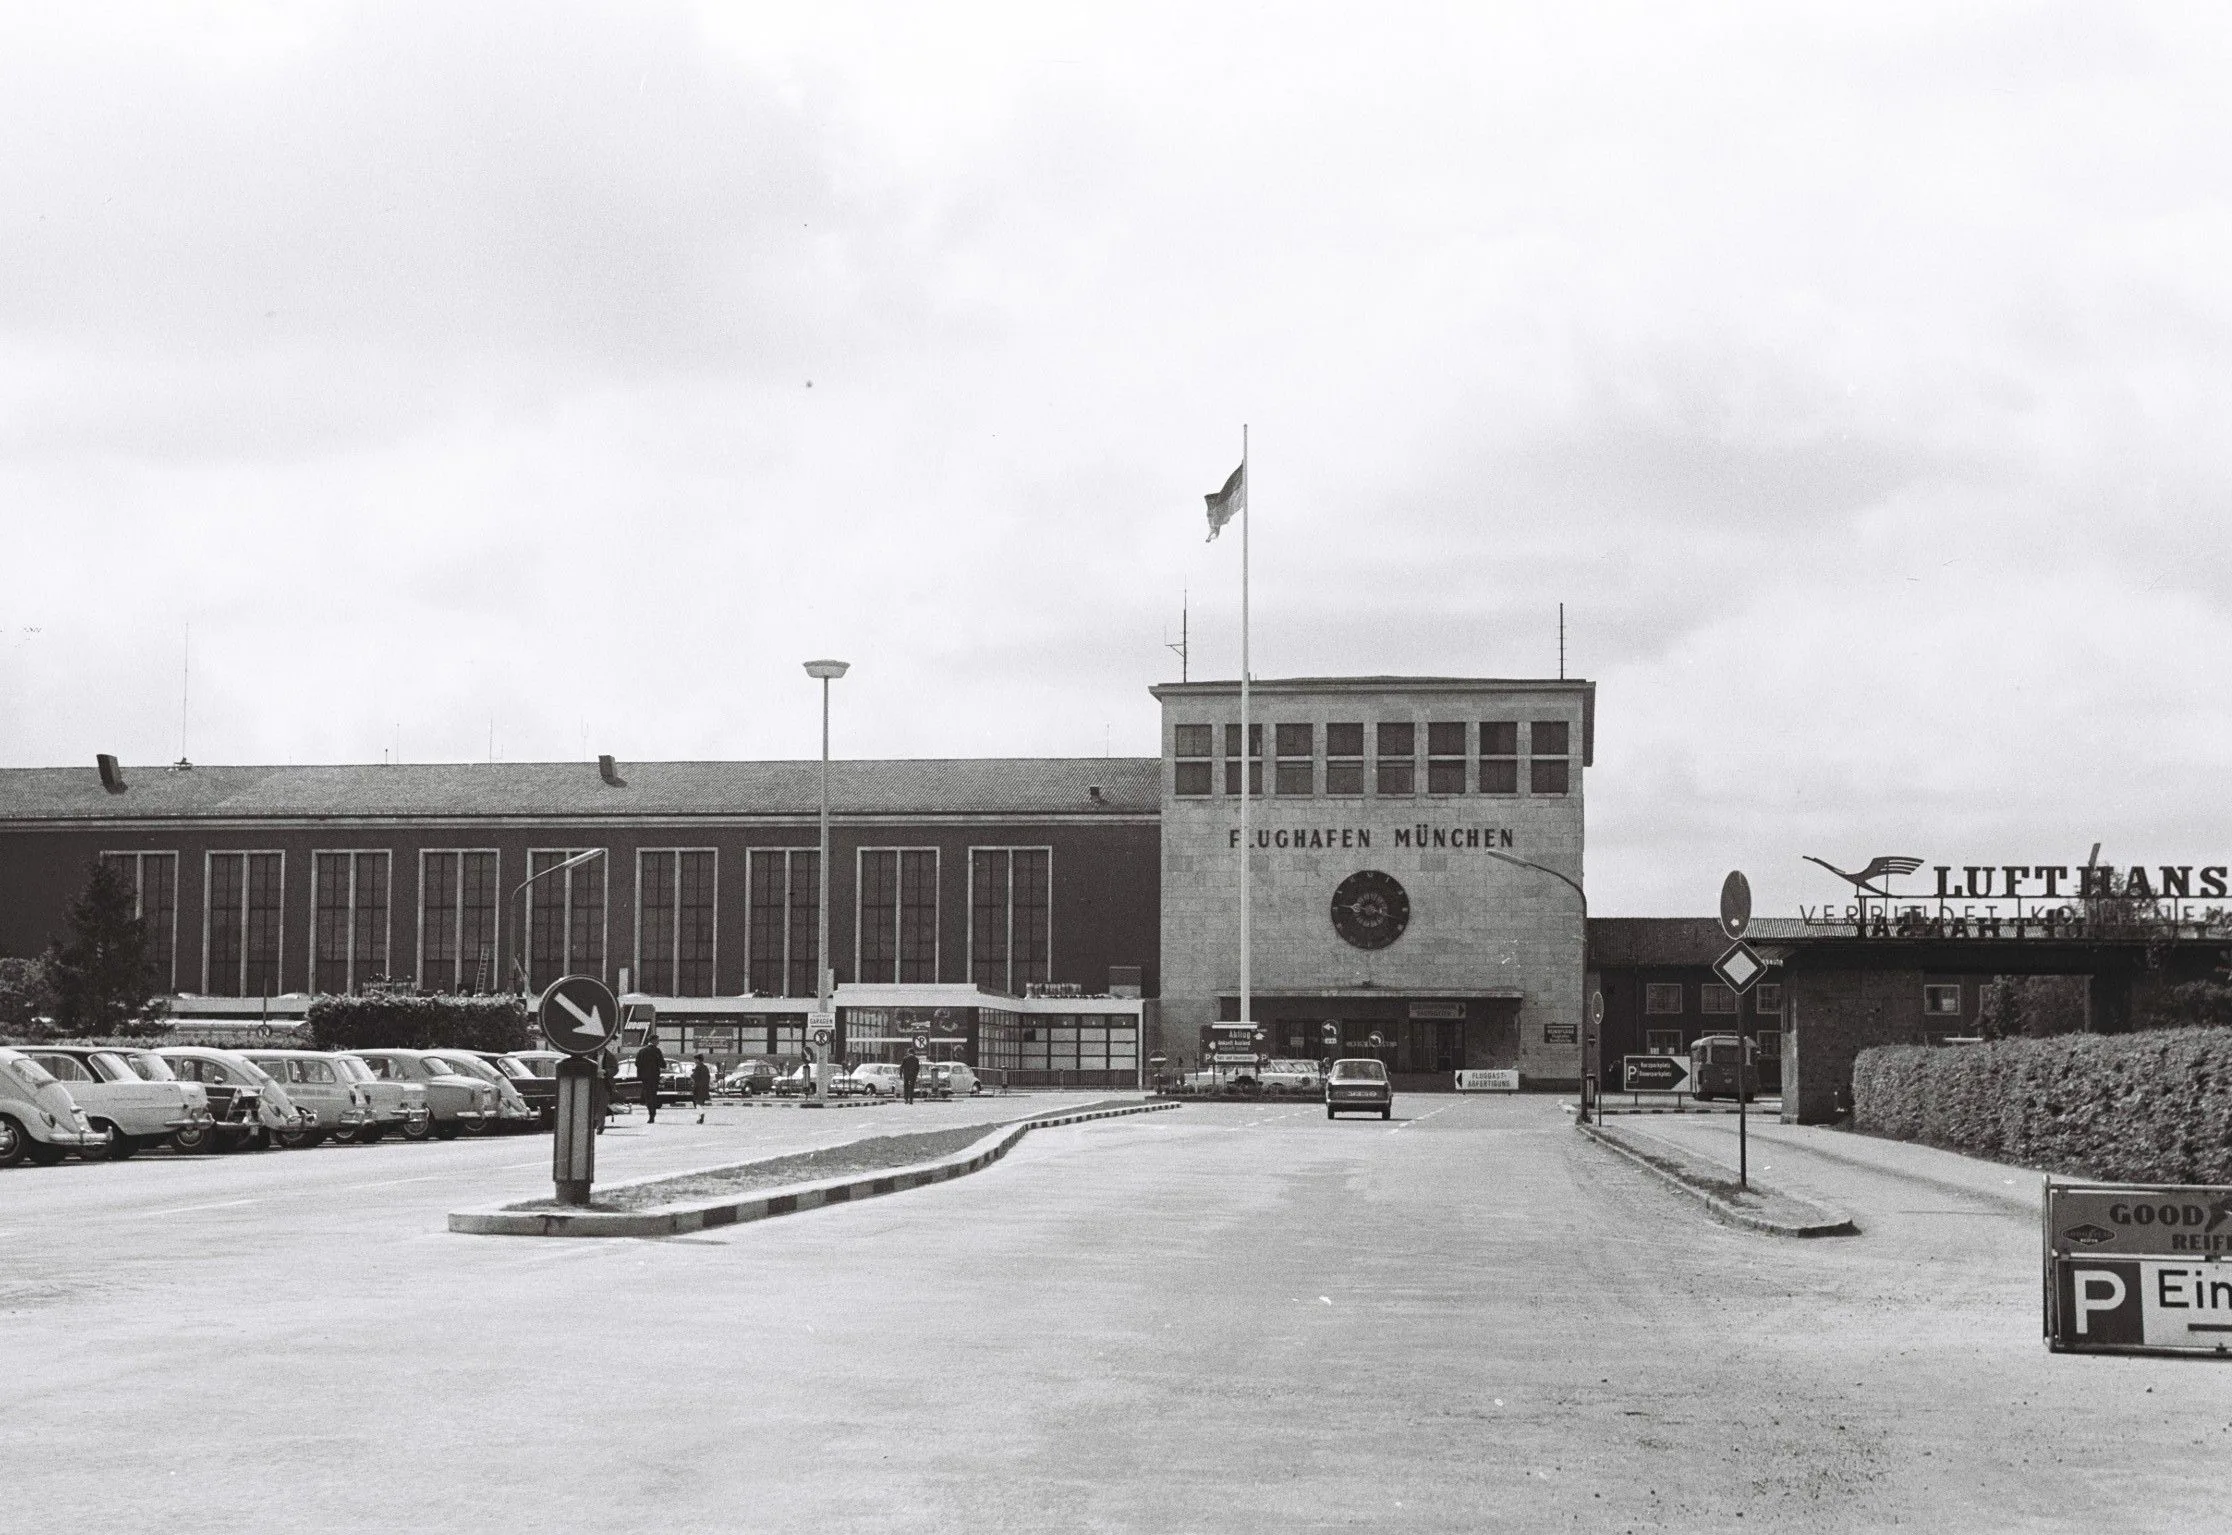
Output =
[
  {"x1": 17, "y1": 1046, "x2": 212, "y2": 1160},
  {"x1": 0, "y1": 1047, "x2": 105, "y2": 1167},
  {"x1": 926, "y1": 1061, "x2": 981, "y2": 1097},
  {"x1": 851, "y1": 1062, "x2": 905, "y2": 1097},
  {"x1": 157, "y1": 1046, "x2": 318, "y2": 1149},
  {"x1": 241, "y1": 1050, "x2": 381, "y2": 1148},
  {"x1": 1255, "y1": 1059, "x2": 1323, "y2": 1095}
]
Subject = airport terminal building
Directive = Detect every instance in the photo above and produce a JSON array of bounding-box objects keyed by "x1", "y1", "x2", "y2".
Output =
[{"x1": 0, "y1": 674, "x2": 1598, "y2": 1091}]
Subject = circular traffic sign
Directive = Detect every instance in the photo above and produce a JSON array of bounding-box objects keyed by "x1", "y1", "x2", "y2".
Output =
[
  {"x1": 812, "y1": 1028, "x2": 832, "y2": 1047},
  {"x1": 1590, "y1": 990, "x2": 1605, "y2": 1028},
  {"x1": 539, "y1": 974, "x2": 621, "y2": 1058},
  {"x1": 1719, "y1": 870, "x2": 1752, "y2": 941},
  {"x1": 1367, "y1": 1030, "x2": 1385, "y2": 1048},
  {"x1": 912, "y1": 1034, "x2": 929, "y2": 1051},
  {"x1": 1320, "y1": 1020, "x2": 1340, "y2": 1042}
]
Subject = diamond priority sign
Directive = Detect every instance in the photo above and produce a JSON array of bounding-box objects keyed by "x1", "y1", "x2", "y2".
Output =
[{"x1": 1711, "y1": 938, "x2": 1769, "y2": 995}]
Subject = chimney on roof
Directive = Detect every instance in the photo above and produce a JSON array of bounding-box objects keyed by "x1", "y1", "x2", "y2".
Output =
[
  {"x1": 598, "y1": 754, "x2": 626, "y2": 787},
  {"x1": 1088, "y1": 784, "x2": 1106, "y2": 804},
  {"x1": 97, "y1": 754, "x2": 126, "y2": 793}
]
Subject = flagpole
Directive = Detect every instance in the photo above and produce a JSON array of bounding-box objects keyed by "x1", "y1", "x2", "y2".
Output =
[{"x1": 1239, "y1": 423, "x2": 1251, "y2": 1037}]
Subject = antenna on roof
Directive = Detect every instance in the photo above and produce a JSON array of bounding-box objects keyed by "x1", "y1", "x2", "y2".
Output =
[{"x1": 1164, "y1": 589, "x2": 1189, "y2": 682}]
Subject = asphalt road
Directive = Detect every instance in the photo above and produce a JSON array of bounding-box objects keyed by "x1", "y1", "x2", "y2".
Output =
[{"x1": 6, "y1": 1094, "x2": 2228, "y2": 1533}]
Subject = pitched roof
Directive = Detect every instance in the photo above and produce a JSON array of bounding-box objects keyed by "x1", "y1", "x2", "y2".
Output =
[
  {"x1": 0, "y1": 757, "x2": 1163, "y2": 824},
  {"x1": 1585, "y1": 917, "x2": 1729, "y2": 967}
]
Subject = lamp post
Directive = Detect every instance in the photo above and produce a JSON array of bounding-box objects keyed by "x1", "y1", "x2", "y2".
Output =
[
  {"x1": 1484, "y1": 847, "x2": 1592, "y2": 1123},
  {"x1": 511, "y1": 847, "x2": 607, "y2": 997},
  {"x1": 803, "y1": 659, "x2": 850, "y2": 1105}
]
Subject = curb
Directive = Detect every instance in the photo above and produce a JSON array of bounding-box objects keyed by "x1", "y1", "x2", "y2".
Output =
[
  {"x1": 450, "y1": 1100, "x2": 1182, "y2": 1238},
  {"x1": 1577, "y1": 1120, "x2": 1858, "y2": 1238}
]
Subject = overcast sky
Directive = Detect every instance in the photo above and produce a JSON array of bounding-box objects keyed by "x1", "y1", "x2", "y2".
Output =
[{"x1": 3, "y1": 2, "x2": 2228, "y2": 914}]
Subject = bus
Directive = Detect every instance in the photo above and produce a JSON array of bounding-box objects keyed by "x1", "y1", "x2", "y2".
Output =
[{"x1": 1689, "y1": 1033, "x2": 1759, "y2": 1102}]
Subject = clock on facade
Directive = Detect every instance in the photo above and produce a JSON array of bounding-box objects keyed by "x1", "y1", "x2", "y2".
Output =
[{"x1": 1330, "y1": 870, "x2": 1410, "y2": 950}]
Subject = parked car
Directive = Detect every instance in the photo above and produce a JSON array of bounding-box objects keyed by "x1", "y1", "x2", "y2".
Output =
[
  {"x1": 240, "y1": 1050, "x2": 380, "y2": 1148},
  {"x1": 334, "y1": 1053, "x2": 430, "y2": 1142},
  {"x1": 719, "y1": 1059, "x2": 777, "y2": 1097},
  {"x1": 1256, "y1": 1059, "x2": 1323, "y2": 1096},
  {"x1": 157, "y1": 1047, "x2": 318, "y2": 1148},
  {"x1": 1324, "y1": 1057, "x2": 1393, "y2": 1120},
  {"x1": 851, "y1": 1062, "x2": 905, "y2": 1097},
  {"x1": 491, "y1": 1051, "x2": 563, "y2": 1127},
  {"x1": 141, "y1": 1047, "x2": 266, "y2": 1151},
  {"x1": 19, "y1": 1046, "x2": 213, "y2": 1160},
  {"x1": 423, "y1": 1050, "x2": 539, "y2": 1132},
  {"x1": 0, "y1": 1046, "x2": 106, "y2": 1167},
  {"x1": 926, "y1": 1061, "x2": 982, "y2": 1097},
  {"x1": 351, "y1": 1049, "x2": 497, "y2": 1139}
]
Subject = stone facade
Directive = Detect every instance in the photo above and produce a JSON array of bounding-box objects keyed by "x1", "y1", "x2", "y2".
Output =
[{"x1": 1151, "y1": 676, "x2": 1594, "y2": 1088}]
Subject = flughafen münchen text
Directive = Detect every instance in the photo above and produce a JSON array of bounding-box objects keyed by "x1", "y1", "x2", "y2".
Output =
[{"x1": 1226, "y1": 824, "x2": 1519, "y2": 851}]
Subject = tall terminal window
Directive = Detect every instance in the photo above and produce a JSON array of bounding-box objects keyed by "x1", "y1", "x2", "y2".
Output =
[
  {"x1": 859, "y1": 848, "x2": 937, "y2": 984},
  {"x1": 747, "y1": 848, "x2": 820, "y2": 998},
  {"x1": 1223, "y1": 724, "x2": 1262, "y2": 796},
  {"x1": 971, "y1": 847, "x2": 1050, "y2": 995},
  {"x1": 1530, "y1": 720, "x2": 1571, "y2": 795},
  {"x1": 1427, "y1": 722, "x2": 1467, "y2": 794},
  {"x1": 313, "y1": 850, "x2": 391, "y2": 994},
  {"x1": 100, "y1": 851, "x2": 178, "y2": 991},
  {"x1": 1274, "y1": 724, "x2": 1314, "y2": 796},
  {"x1": 421, "y1": 850, "x2": 499, "y2": 992},
  {"x1": 206, "y1": 851, "x2": 284, "y2": 997},
  {"x1": 1173, "y1": 724, "x2": 1214, "y2": 796},
  {"x1": 1375, "y1": 722, "x2": 1415, "y2": 796},
  {"x1": 1324, "y1": 723, "x2": 1364, "y2": 796},
  {"x1": 527, "y1": 848, "x2": 606, "y2": 991},
  {"x1": 1479, "y1": 721, "x2": 1519, "y2": 795},
  {"x1": 638, "y1": 850, "x2": 717, "y2": 997}
]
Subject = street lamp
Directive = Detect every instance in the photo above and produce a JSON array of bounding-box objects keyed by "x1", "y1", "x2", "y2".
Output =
[
  {"x1": 1484, "y1": 848, "x2": 1592, "y2": 1123},
  {"x1": 803, "y1": 659, "x2": 849, "y2": 1105},
  {"x1": 511, "y1": 847, "x2": 607, "y2": 998}
]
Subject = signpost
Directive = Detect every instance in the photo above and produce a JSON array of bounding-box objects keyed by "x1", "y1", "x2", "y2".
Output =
[
  {"x1": 1621, "y1": 1054, "x2": 1693, "y2": 1094},
  {"x1": 538, "y1": 975, "x2": 618, "y2": 1207},
  {"x1": 2046, "y1": 1182, "x2": 2232, "y2": 1356},
  {"x1": 1586, "y1": 989, "x2": 1605, "y2": 1124},
  {"x1": 1717, "y1": 871, "x2": 1760, "y2": 1189}
]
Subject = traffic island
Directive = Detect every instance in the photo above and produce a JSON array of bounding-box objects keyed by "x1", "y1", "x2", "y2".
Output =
[
  {"x1": 1579, "y1": 1118, "x2": 1858, "y2": 1238},
  {"x1": 449, "y1": 1100, "x2": 1182, "y2": 1237}
]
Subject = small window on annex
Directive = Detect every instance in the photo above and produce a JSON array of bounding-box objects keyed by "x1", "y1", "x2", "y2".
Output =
[
  {"x1": 1529, "y1": 720, "x2": 1571, "y2": 795},
  {"x1": 1753, "y1": 983, "x2": 1784, "y2": 1014},
  {"x1": 1173, "y1": 724, "x2": 1214, "y2": 797},
  {"x1": 1923, "y1": 983, "x2": 1963, "y2": 1017},
  {"x1": 1644, "y1": 982, "x2": 1684, "y2": 1015},
  {"x1": 1324, "y1": 723, "x2": 1364, "y2": 796},
  {"x1": 1426, "y1": 722, "x2": 1466, "y2": 795},
  {"x1": 1274, "y1": 723, "x2": 1314, "y2": 796},
  {"x1": 1479, "y1": 721, "x2": 1518, "y2": 796},
  {"x1": 1645, "y1": 1029, "x2": 1684, "y2": 1056},
  {"x1": 1375, "y1": 722, "x2": 1415, "y2": 796},
  {"x1": 1223, "y1": 723, "x2": 1263, "y2": 797},
  {"x1": 1700, "y1": 983, "x2": 1738, "y2": 1015}
]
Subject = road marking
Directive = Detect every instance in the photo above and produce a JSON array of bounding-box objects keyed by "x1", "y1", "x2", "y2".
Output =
[
  {"x1": 1388, "y1": 1105, "x2": 1453, "y2": 1134},
  {"x1": 344, "y1": 1175, "x2": 446, "y2": 1190},
  {"x1": 499, "y1": 1161, "x2": 546, "y2": 1170},
  {"x1": 149, "y1": 1198, "x2": 258, "y2": 1215}
]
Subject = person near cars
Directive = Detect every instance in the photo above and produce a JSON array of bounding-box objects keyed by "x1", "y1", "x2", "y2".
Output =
[
  {"x1": 634, "y1": 1037, "x2": 666, "y2": 1123},
  {"x1": 900, "y1": 1048, "x2": 920, "y2": 1105},
  {"x1": 690, "y1": 1054, "x2": 711, "y2": 1108}
]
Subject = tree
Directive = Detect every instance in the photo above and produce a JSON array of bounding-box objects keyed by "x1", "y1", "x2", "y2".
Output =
[
  {"x1": 0, "y1": 955, "x2": 56, "y2": 1040},
  {"x1": 1976, "y1": 975, "x2": 2088, "y2": 1040},
  {"x1": 46, "y1": 861, "x2": 168, "y2": 1038}
]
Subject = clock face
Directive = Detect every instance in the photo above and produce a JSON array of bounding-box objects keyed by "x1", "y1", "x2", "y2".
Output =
[{"x1": 1330, "y1": 870, "x2": 1411, "y2": 951}]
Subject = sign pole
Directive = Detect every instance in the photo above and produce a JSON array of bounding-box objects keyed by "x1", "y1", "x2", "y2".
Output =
[
  {"x1": 552, "y1": 1056, "x2": 596, "y2": 1205},
  {"x1": 1719, "y1": 871, "x2": 1754, "y2": 1192}
]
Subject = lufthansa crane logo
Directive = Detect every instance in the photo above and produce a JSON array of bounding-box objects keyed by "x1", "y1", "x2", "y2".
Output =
[{"x1": 1802, "y1": 854, "x2": 1924, "y2": 897}]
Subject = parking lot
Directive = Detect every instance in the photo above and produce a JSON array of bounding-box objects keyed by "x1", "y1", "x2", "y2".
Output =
[{"x1": 7, "y1": 1093, "x2": 2229, "y2": 1534}]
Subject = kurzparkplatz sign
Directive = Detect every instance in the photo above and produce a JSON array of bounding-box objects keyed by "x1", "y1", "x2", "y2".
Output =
[
  {"x1": 2046, "y1": 1182, "x2": 2232, "y2": 1356},
  {"x1": 1621, "y1": 1055, "x2": 1693, "y2": 1094}
]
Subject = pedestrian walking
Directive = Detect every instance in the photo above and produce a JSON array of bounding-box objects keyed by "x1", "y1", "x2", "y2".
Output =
[
  {"x1": 691, "y1": 1053, "x2": 711, "y2": 1108},
  {"x1": 636, "y1": 1037, "x2": 666, "y2": 1124},
  {"x1": 900, "y1": 1047, "x2": 920, "y2": 1105}
]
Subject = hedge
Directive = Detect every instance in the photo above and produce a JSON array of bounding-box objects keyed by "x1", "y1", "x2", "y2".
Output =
[
  {"x1": 306, "y1": 993, "x2": 532, "y2": 1054},
  {"x1": 1852, "y1": 1027, "x2": 2232, "y2": 1183}
]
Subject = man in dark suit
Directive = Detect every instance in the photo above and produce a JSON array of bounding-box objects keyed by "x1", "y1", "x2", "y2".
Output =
[
  {"x1": 635, "y1": 1037, "x2": 666, "y2": 1124},
  {"x1": 900, "y1": 1048, "x2": 921, "y2": 1105}
]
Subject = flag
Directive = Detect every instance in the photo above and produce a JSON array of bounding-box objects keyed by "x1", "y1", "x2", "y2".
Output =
[{"x1": 1204, "y1": 462, "x2": 1245, "y2": 542}]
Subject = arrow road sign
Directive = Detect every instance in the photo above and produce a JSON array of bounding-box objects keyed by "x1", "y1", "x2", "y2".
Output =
[
  {"x1": 1622, "y1": 1054, "x2": 1693, "y2": 1093},
  {"x1": 538, "y1": 975, "x2": 620, "y2": 1057},
  {"x1": 1712, "y1": 939, "x2": 1769, "y2": 995}
]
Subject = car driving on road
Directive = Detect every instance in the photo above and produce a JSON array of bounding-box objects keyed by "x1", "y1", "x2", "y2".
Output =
[{"x1": 1324, "y1": 1057, "x2": 1393, "y2": 1120}]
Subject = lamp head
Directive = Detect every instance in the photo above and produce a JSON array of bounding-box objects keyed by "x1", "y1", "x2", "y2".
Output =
[{"x1": 803, "y1": 659, "x2": 850, "y2": 681}]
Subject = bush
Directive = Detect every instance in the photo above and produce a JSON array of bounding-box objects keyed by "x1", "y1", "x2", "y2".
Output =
[
  {"x1": 307, "y1": 993, "x2": 532, "y2": 1054},
  {"x1": 1853, "y1": 1027, "x2": 2232, "y2": 1183}
]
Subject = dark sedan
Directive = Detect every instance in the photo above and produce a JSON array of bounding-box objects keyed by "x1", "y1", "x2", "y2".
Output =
[
  {"x1": 492, "y1": 1051, "x2": 564, "y2": 1127},
  {"x1": 1324, "y1": 1058, "x2": 1393, "y2": 1120}
]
